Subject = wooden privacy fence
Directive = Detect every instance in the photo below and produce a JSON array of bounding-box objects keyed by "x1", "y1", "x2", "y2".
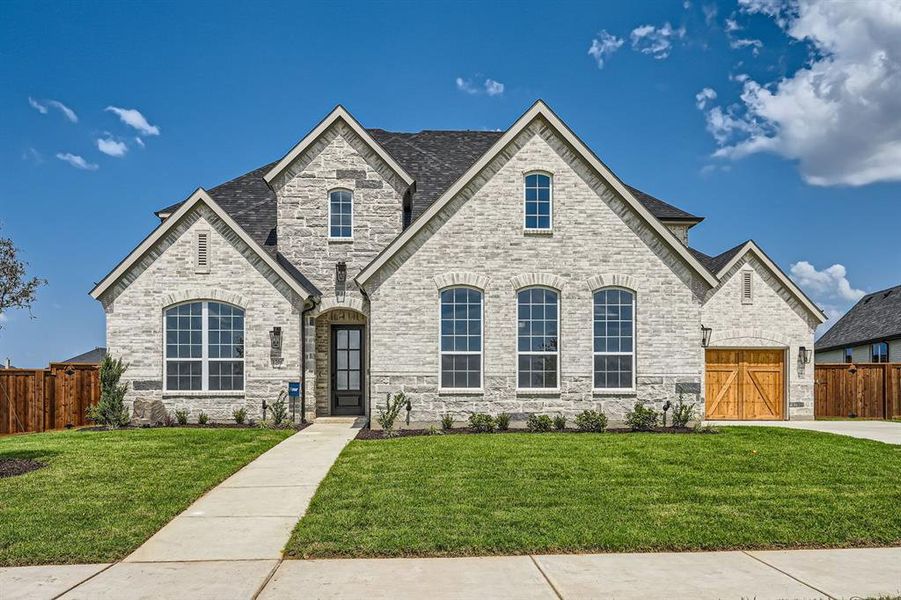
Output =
[
  {"x1": 0, "y1": 363, "x2": 100, "y2": 434},
  {"x1": 814, "y1": 363, "x2": 901, "y2": 419}
]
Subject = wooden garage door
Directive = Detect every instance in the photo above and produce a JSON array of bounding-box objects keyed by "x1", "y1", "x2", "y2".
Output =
[{"x1": 705, "y1": 349, "x2": 784, "y2": 420}]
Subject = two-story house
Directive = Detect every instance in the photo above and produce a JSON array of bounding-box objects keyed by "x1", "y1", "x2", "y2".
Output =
[{"x1": 90, "y1": 101, "x2": 826, "y2": 425}]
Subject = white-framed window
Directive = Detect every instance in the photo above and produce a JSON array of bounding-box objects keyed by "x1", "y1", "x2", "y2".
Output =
[
  {"x1": 872, "y1": 342, "x2": 889, "y2": 363},
  {"x1": 439, "y1": 287, "x2": 483, "y2": 389},
  {"x1": 593, "y1": 288, "x2": 635, "y2": 390},
  {"x1": 517, "y1": 287, "x2": 559, "y2": 389},
  {"x1": 164, "y1": 301, "x2": 245, "y2": 391},
  {"x1": 524, "y1": 172, "x2": 552, "y2": 231},
  {"x1": 329, "y1": 189, "x2": 353, "y2": 239}
]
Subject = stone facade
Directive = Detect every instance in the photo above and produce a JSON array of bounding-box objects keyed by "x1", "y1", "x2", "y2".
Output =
[
  {"x1": 701, "y1": 254, "x2": 818, "y2": 419},
  {"x1": 364, "y1": 118, "x2": 708, "y2": 425},
  {"x1": 101, "y1": 203, "x2": 304, "y2": 422}
]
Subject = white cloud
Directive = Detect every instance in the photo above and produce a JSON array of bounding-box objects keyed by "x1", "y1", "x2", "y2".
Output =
[
  {"x1": 790, "y1": 260, "x2": 865, "y2": 334},
  {"x1": 134, "y1": 136, "x2": 145, "y2": 148},
  {"x1": 730, "y1": 37, "x2": 763, "y2": 54},
  {"x1": 704, "y1": 0, "x2": 901, "y2": 186},
  {"x1": 702, "y1": 4, "x2": 718, "y2": 26},
  {"x1": 456, "y1": 77, "x2": 505, "y2": 97},
  {"x1": 47, "y1": 100, "x2": 77, "y2": 123},
  {"x1": 28, "y1": 97, "x2": 47, "y2": 114},
  {"x1": 724, "y1": 17, "x2": 742, "y2": 32},
  {"x1": 55, "y1": 152, "x2": 99, "y2": 171},
  {"x1": 588, "y1": 30, "x2": 624, "y2": 68},
  {"x1": 484, "y1": 79, "x2": 504, "y2": 96},
  {"x1": 105, "y1": 106, "x2": 160, "y2": 136},
  {"x1": 96, "y1": 137, "x2": 128, "y2": 157},
  {"x1": 695, "y1": 87, "x2": 718, "y2": 109},
  {"x1": 456, "y1": 77, "x2": 478, "y2": 94},
  {"x1": 630, "y1": 22, "x2": 686, "y2": 59},
  {"x1": 22, "y1": 147, "x2": 43, "y2": 164}
]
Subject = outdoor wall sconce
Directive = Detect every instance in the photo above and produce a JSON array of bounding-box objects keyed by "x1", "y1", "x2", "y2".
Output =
[
  {"x1": 335, "y1": 261, "x2": 347, "y2": 303},
  {"x1": 799, "y1": 346, "x2": 812, "y2": 364},
  {"x1": 701, "y1": 325, "x2": 712, "y2": 348},
  {"x1": 270, "y1": 327, "x2": 282, "y2": 352}
]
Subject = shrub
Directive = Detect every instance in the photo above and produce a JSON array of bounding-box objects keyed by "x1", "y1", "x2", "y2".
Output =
[
  {"x1": 468, "y1": 413, "x2": 495, "y2": 433},
  {"x1": 496, "y1": 412, "x2": 511, "y2": 431},
  {"x1": 233, "y1": 407, "x2": 247, "y2": 425},
  {"x1": 86, "y1": 354, "x2": 130, "y2": 428},
  {"x1": 426, "y1": 424, "x2": 443, "y2": 435},
  {"x1": 575, "y1": 409, "x2": 607, "y2": 432},
  {"x1": 626, "y1": 402, "x2": 659, "y2": 432},
  {"x1": 377, "y1": 392, "x2": 407, "y2": 437},
  {"x1": 197, "y1": 411, "x2": 209, "y2": 425},
  {"x1": 671, "y1": 400, "x2": 695, "y2": 428},
  {"x1": 553, "y1": 415, "x2": 567, "y2": 431},
  {"x1": 527, "y1": 414, "x2": 553, "y2": 433},
  {"x1": 162, "y1": 412, "x2": 175, "y2": 427},
  {"x1": 269, "y1": 393, "x2": 289, "y2": 426},
  {"x1": 175, "y1": 408, "x2": 189, "y2": 426},
  {"x1": 440, "y1": 413, "x2": 454, "y2": 431}
]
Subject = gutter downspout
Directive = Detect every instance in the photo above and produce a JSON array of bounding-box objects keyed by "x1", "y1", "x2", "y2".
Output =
[
  {"x1": 300, "y1": 296, "x2": 319, "y2": 424},
  {"x1": 356, "y1": 281, "x2": 372, "y2": 427}
]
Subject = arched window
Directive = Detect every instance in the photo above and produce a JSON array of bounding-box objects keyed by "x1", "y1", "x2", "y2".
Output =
[
  {"x1": 593, "y1": 288, "x2": 634, "y2": 390},
  {"x1": 517, "y1": 287, "x2": 559, "y2": 389},
  {"x1": 524, "y1": 173, "x2": 552, "y2": 231},
  {"x1": 329, "y1": 189, "x2": 353, "y2": 239},
  {"x1": 440, "y1": 287, "x2": 483, "y2": 389},
  {"x1": 165, "y1": 301, "x2": 245, "y2": 391}
]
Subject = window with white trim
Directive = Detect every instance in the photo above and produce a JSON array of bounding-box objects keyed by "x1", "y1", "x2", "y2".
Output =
[
  {"x1": 440, "y1": 287, "x2": 482, "y2": 389},
  {"x1": 524, "y1": 173, "x2": 552, "y2": 231},
  {"x1": 593, "y1": 288, "x2": 635, "y2": 390},
  {"x1": 165, "y1": 301, "x2": 245, "y2": 391},
  {"x1": 329, "y1": 189, "x2": 353, "y2": 239},
  {"x1": 517, "y1": 287, "x2": 559, "y2": 388}
]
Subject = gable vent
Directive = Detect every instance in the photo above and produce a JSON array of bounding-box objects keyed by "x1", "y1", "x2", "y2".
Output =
[
  {"x1": 741, "y1": 271, "x2": 753, "y2": 305},
  {"x1": 195, "y1": 230, "x2": 210, "y2": 274}
]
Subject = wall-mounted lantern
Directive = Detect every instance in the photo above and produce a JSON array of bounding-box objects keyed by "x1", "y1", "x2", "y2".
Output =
[
  {"x1": 799, "y1": 346, "x2": 812, "y2": 364},
  {"x1": 701, "y1": 325, "x2": 713, "y2": 348},
  {"x1": 335, "y1": 261, "x2": 347, "y2": 303},
  {"x1": 270, "y1": 327, "x2": 282, "y2": 352}
]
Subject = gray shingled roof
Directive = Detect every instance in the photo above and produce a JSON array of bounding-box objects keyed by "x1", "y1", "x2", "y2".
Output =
[
  {"x1": 688, "y1": 241, "x2": 749, "y2": 275},
  {"x1": 62, "y1": 347, "x2": 107, "y2": 364},
  {"x1": 816, "y1": 284, "x2": 901, "y2": 351}
]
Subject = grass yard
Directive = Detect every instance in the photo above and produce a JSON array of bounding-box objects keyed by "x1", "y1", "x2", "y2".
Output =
[
  {"x1": 286, "y1": 427, "x2": 901, "y2": 558},
  {"x1": 0, "y1": 427, "x2": 293, "y2": 566}
]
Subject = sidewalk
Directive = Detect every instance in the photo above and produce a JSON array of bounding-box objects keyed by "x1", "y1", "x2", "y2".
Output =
[{"x1": 3, "y1": 547, "x2": 898, "y2": 599}]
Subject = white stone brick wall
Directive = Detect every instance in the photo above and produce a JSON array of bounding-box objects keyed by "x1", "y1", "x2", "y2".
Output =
[
  {"x1": 364, "y1": 118, "x2": 708, "y2": 425},
  {"x1": 701, "y1": 255, "x2": 819, "y2": 419},
  {"x1": 101, "y1": 204, "x2": 304, "y2": 423}
]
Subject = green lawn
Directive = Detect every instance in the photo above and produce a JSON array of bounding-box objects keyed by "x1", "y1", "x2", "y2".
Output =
[
  {"x1": 0, "y1": 427, "x2": 293, "y2": 566},
  {"x1": 286, "y1": 427, "x2": 901, "y2": 558}
]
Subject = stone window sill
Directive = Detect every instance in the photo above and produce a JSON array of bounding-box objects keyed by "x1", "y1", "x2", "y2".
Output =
[
  {"x1": 328, "y1": 237, "x2": 354, "y2": 244},
  {"x1": 162, "y1": 391, "x2": 246, "y2": 398},
  {"x1": 438, "y1": 388, "x2": 484, "y2": 396},
  {"x1": 592, "y1": 389, "x2": 637, "y2": 396},
  {"x1": 515, "y1": 388, "x2": 560, "y2": 396},
  {"x1": 523, "y1": 229, "x2": 553, "y2": 236}
]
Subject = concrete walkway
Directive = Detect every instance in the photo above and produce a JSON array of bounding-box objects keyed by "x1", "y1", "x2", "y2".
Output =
[
  {"x1": 708, "y1": 419, "x2": 901, "y2": 444},
  {"x1": 3, "y1": 547, "x2": 898, "y2": 599}
]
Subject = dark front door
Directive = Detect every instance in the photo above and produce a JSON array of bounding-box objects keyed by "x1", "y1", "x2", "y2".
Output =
[{"x1": 331, "y1": 325, "x2": 364, "y2": 416}]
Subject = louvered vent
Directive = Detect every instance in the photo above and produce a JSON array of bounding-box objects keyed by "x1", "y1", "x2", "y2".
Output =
[
  {"x1": 741, "y1": 271, "x2": 753, "y2": 304},
  {"x1": 195, "y1": 230, "x2": 210, "y2": 273}
]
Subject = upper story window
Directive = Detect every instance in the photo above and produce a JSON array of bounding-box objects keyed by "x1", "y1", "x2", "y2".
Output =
[
  {"x1": 440, "y1": 287, "x2": 482, "y2": 389},
  {"x1": 594, "y1": 288, "x2": 635, "y2": 390},
  {"x1": 165, "y1": 301, "x2": 245, "y2": 391},
  {"x1": 329, "y1": 189, "x2": 353, "y2": 239},
  {"x1": 843, "y1": 348, "x2": 853, "y2": 363},
  {"x1": 524, "y1": 173, "x2": 552, "y2": 231},
  {"x1": 871, "y1": 342, "x2": 889, "y2": 363},
  {"x1": 517, "y1": 287, "x2": 559, "y2": 389}
]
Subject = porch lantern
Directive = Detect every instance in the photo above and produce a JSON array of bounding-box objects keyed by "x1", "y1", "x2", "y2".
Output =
[
  {"x1": 799, "y1": 346, "x2": 812, "y2": 364},
  {"x1": 701, "y1": 325, "x2": 712, "y2": 348},
  {"x1": 335, "y1": 261, "x2": 347, "y2": 303}
]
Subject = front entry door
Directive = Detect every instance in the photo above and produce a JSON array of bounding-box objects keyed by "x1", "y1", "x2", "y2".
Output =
[{"x1": 331, "y1": 325, "x2": 364, "y2": 416}]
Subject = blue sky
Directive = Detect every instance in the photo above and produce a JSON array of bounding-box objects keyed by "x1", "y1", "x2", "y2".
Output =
[{"x1": 1, "y1": 0, "x2": 899, "y2": 367}]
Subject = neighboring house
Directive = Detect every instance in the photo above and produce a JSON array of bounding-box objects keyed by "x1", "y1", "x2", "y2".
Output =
[
  {"x1": 815, "y1": 285, "x2": 901, "y2": 364},
  {"x1": 61, "y1": 347, "x2": 107, "y2": 364},
  {"x1": 90, "y1": 101, "x2": 826, "y2": 425}
]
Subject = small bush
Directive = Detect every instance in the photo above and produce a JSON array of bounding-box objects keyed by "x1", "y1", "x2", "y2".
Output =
[
  {"x1": 553, "y1": 415, "x2": 567, "y2": 431},
  {"x1": 233, "y1": 407, "x2": 247, "y2": 425},
  {"x1": 440, "y1": 413, "x2": 454, "y2": 431},
  {"x1": 377, "y1": 392, "x2": 407, "y2": 437},
  {"x1": 86, "y1": 354, "x2": 131, "y2": 428},
  {"x1": 527, "y1": 414, "x2": 553, "y2": 433},
  {"x1": 496, "y1": 412, "x2": 511, "y2": 431},
  {"x1": 162, "y1": 412, "x2": 175, "y2": 427},
  {"x1": 175, "y1": 409, "x2": 189, "y2": 426},
  {"x1": 269, "y1": 392, "x2": 289, "y2": 426},
  {"x1": 575, "y1": 409, "x2": 607, "y2": 432},
  {"x1": 626, "y1": 402, "x2": 659, "y2": 432},
  {"x1": 468, "y1": 413, "x2": 496, "y2": 433},
  {"x1": 671, "y1": 400, "x2": 695, "y2": 428},
  {"x1": 426, "y1": 424, "x2": 443, "y2": 435}
]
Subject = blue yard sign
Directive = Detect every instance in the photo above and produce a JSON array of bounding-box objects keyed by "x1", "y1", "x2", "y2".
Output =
[{"x1": 287, "y1": 381, "x2": 301, "y2": 397}]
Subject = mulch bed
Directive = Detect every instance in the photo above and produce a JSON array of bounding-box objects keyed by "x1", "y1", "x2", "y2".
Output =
[
  {"x1": 0, "y1": 458, "x2": 47, "y2": 478},
  {"x1": 356, "y1": 425, "x2": 704, "y2": 440},
  {"x1": 79, "y1": 422, "x2": 311, "y2": 432}
]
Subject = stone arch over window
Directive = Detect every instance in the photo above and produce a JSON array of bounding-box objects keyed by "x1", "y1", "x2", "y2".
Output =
[
  {"x1": 317, "y1": 297, "x2": 368, "y2": 316},
  {"x1": 509, "y1": 273, "x2": 565, "y2": 292},
  {"x1": 711, "y1": 327, "x2": 792, "y2": 347},
  {"x1": 433, "y1": 272, "x2": 490, "y2": 291},
  {"x1": 162, "y1": 288, "x2": 249, "y2": 311},
  {"x1": 587, "y1": 274, "x2": 639, "y2": 294}
]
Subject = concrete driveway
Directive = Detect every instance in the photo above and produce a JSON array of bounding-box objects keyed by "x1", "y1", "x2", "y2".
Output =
[{"x1": 705, "y1": 419, "x2": 901, "y2": 444}]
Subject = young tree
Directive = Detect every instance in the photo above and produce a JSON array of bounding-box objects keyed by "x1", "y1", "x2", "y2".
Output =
[
  {"x1": 87, "y1": 354, "x2": 131, "y2": 428},
  {"x1": 0, "y1": 227, "x2": 46, "y2": 329}
]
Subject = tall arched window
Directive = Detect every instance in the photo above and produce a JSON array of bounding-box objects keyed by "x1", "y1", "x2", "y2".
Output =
[
  {"x1": 593, "y1": 288, "x2": 634, "y2": 390},
  {"x1": 517, "y1": 287, "x2": 559, "y2": 389},
  {"x1": 524, "y1": 172, "x2": 552, "y2": 231},
  {"x1": 329, "y1": 189, "x2": 353, "y2": 239},
  {"x1": 165, "y1": 301, "x2": 245, "y2": 391},
  {"x1": 440, "y1": 287, "x2": 483, "y2": 389}
]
